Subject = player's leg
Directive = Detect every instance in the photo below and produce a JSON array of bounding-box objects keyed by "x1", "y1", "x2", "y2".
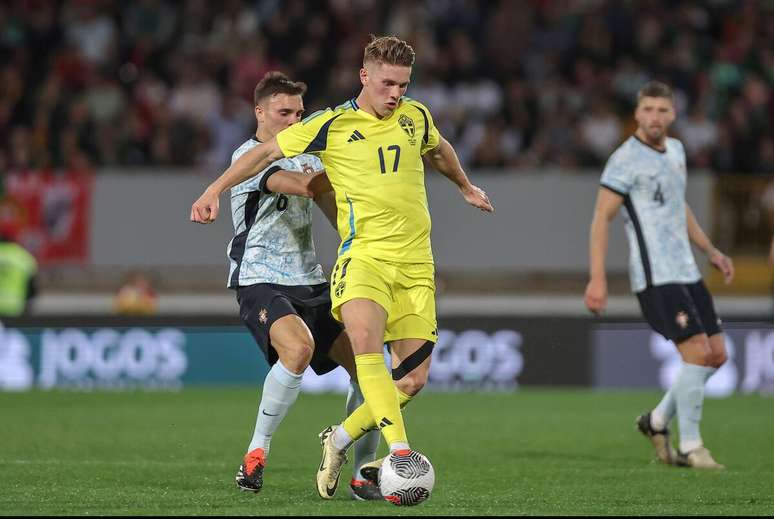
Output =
[
  {"x1": 358, "y1": 271, "x2": 437, "y2": 483},
  {"x1": 634, "y1": 284, "x2": 687, "y2": 464},
  {"x1": 345, "y1": 378, "x2": 383, "y2": 500},
  {"x1": 673, "y1": 280, "x2": 726, "y2": 469},
  {"x1": 358, "y1": 337, "x2": 434, "y2": 484},
  {"x1": 248, "y1": 314, "x2": 314, "y2": 454},
  {"x1": 673, "y1": 333, "x2": 724, "y2": 469},
  {"x1": 236, "y1": 286, "x2": 314, "y2": 493},
  {"x1": 335, "y1": 276, "x2": 436, "y2": 453},
  {"x1": 707, "y1": 332, "x2": 728, "y2": 369},
  {"x1": 329, "y1": 257, "x2": 409, "y2": 450},
  {"x1": 324, "y1": 329, "x2": 382, "y2": 500},
  {"x1": 316, "y1": 298, "x2": 397, "y2": 499},
  {"x1": 341, "y1": 298, "x2": 409, "y2": 448}
]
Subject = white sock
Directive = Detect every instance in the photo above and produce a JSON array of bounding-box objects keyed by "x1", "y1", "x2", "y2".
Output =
[
  {"x1": 674, "y1": 362, "x2": 715, "y2": 453},
  {"x1": 651, "y1": 388, "x2": 675, "y2": 431},
  {"x1": 332, "y1": 425, "x2": 353, "y2": 451},
  {"x1": 247, "y1": 361, "x2": 303, "y2": 456},
  {"x1": 346, "y1": 381, "x2": 380, "y2": 479}
]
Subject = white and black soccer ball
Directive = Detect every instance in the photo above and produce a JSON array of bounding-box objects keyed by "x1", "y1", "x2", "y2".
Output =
[{"x1": 379, "y1": 450, "x2": 435, "y2": 506}]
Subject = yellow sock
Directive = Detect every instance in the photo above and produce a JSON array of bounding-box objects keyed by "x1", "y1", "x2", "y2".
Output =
[
  {"x1": 351, "y1": 353, "x2": 408, "y2": 447},
  {"x1": 342, "y1": 388, "x2": 413, "y2": 441}
]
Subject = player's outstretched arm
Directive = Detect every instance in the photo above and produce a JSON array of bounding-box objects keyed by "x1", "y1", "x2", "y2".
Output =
[
  {"x1": 585, "y1": 187, "x2": 623, "y2": 315},
  {"x1": 266, "y1": 170, "x2": 333, "y2": 199},
  {"x1": 686, "y1": 204, "x2": 734, "y2": 284},
  {"x1": 190, "y1": 138, "x2": 285, "y2": 224},
  {"x1": 425, "y1": 136, "x2": 494, "y2": 213}
]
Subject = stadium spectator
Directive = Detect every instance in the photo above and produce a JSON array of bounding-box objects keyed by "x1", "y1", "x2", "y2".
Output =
[
  {"x1": 114, "y1": 270, "x2": 157, "y2": 315},
  {"x1": 0, "y1": 0, "x2": 772, "y2": 172}
]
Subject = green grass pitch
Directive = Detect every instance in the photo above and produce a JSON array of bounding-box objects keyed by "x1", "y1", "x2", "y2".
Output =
[{"x1": 1, "y1": 389, "x2": 772, "y2": 516}]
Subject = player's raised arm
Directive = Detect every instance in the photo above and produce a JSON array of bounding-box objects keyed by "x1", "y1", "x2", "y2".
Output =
[
  {"x1": 190, "y1": 138, "x2": 285, "y2": 224},
  {"x1": 424, "y1": 136, "x2": 494, "y2": 213},
  {"x1": 686, "y1": 205, "x2": 734, "y2": 284},
  {"x1": 585, "y1": 187, "x2": 625, "y2": 315}
]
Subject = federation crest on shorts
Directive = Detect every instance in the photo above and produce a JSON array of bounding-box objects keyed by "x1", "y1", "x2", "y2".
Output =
[
  {"x1": 335, "y1": 281, "x2": 346, "y2": 298},
  {"x1": 258, "y1": 308, "x2": 268, "y2": 325},
  {"x1": 675, "y1": 311, "x2": 689, "y2": 329},
  {"x1": 398, "y1": 115, "x2": 417, "y2": 145}
]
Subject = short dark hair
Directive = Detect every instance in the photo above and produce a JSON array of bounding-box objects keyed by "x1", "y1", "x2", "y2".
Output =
[
  {"x1": 253, "y1": 71, "x2": 307, "y2": 106},
  {"x1": 363, "y1": 35, "x2": 415, "y2": 67},
  {"x1": 637, "y1": 81, "x2": 673, "y2": 103}
]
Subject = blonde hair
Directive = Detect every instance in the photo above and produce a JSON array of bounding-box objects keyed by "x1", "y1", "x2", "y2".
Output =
[{"x1": 363, "y1": 35, "x2": 415, "y2": 67}]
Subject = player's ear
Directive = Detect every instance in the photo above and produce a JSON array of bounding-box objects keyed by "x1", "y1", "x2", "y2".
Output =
[{"x1": 359, "y1": 67, "x2": 368, "y2": 86}]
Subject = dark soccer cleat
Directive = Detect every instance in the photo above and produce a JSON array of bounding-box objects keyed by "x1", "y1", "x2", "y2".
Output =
[
  {"x1": 235, "y1": 447, "x2": 266, "y2": 493},
  {"x1": 636, "y1": 412, "x2": 677, "y2": 464},
  {"x1": 359, "y1": 455, "x2": 385, "y2": 485},
  {"x1": 350, "y1": 478, "x2": 383, "y2": 501}
]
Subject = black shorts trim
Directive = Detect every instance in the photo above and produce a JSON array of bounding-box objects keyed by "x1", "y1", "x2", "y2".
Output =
[
  {"x1": 636, "y1": 280, "x2": 722, "y2": 343},
  {"x1": 236, "y1": 283, "x2": 344, "y2": 375}
]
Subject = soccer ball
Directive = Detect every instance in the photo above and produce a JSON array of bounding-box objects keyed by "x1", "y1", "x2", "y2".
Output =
[{"x1": 378, "y1": 450, "x2": 435, "y2": 506}]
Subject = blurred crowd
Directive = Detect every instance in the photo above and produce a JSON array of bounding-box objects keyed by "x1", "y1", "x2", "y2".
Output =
[{"x1": 1, "y1": 0, "x2": 773, "y2": 174}]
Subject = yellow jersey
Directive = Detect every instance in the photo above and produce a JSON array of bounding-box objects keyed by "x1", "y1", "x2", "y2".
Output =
[{"x1": 275, "y1": 97, "x2": 440, "y2": 264}]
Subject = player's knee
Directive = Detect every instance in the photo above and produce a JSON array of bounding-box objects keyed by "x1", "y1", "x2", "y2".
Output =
[
  {"x1": 346, "y1": 328, "x2": 381, "y2": 352},
  {"x1": 679, "y1": 335, "x2": 713, "y2": 366},
  {"x1": 395, "y1": 371, "x2": 427, "y2": 396},
  {"x1": 710, "y1": 349, "x2": 728, "y2": 369},
  {"x1": 279, "y1": 343, "x2": 313, "y2": 374}
]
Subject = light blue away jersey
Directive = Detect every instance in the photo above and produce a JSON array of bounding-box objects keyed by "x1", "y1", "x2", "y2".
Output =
[
  {"x1": 600, "y1": 135, "x2": 701, "y2": 293},
  {"x1": 226, "y1": 137, "x2": 327, "y2": 288}
]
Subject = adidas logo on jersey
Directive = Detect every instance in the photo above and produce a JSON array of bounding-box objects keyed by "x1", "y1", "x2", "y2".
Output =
[{"x1": 347, "y1": 130, "x2": 366, "y2": 142}]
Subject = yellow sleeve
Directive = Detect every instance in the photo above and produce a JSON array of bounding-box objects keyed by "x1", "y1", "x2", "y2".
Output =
[
  {"x1": 276, "y1": 108, "x2": 339, "y2": 157},
  {"x1": 406, "y1": 100, "x2": 441, "y2": 155}
]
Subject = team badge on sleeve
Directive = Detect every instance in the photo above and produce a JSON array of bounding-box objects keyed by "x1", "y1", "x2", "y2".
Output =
[{"x1": 258, "y1": 308, "x2": 268, "y2": 325}]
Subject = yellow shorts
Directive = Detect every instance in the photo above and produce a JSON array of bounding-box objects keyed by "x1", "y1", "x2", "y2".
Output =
[{"x1": 330, "y1": 255, "x2": 437, "y2": 343}]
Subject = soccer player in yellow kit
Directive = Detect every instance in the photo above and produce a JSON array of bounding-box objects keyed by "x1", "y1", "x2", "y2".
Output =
[{"x1": 191, "y1": 35, "x2": 493, "y2": 500}]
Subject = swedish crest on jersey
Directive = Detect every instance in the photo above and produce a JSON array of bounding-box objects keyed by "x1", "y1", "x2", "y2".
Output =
[
  {"x1": 335, "y1": 281, "x2": 346, "y2": 298},
  {"x1": 398, "y1": 115, "x2": 417, "y2": 145}
]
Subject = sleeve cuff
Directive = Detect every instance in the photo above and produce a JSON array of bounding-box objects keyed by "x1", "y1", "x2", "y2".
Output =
[
  {"x1": 600, "y1": 182, "x2": 627, "y2": 197},
  {"x1": 258, "y1": 166, "x2": 282, "y2": 194}
]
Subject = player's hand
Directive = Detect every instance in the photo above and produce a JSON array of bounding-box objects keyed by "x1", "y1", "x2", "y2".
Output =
[
  {"x1": 584, "y1": 278, "x2": 607, "y2": 315},
  {"x1": 709, "y1": 248, "x2": 734, "y2": 284},
  {"x1": 461, "y1": 184, "x2": 494, "y2": 212},
  {"x1": 190, "y1": 187, "x2": 220, "y2": 224}
]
